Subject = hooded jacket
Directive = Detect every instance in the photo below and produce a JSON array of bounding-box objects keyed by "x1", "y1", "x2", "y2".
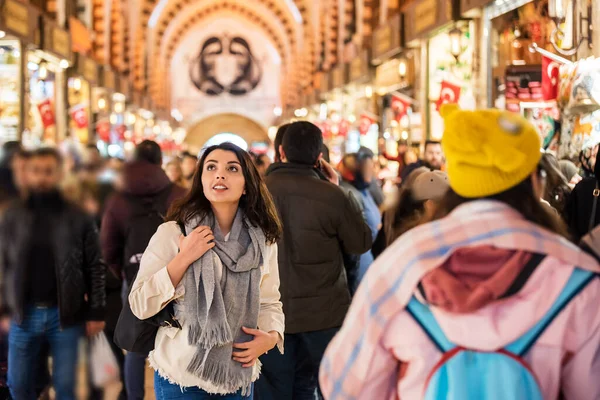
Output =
[
  {"x1": 320, "y1": 200, "x2": 600, "y2": 400},
  {"x1": 101, "y1": 161, "x2": 187, "y2": 279}
]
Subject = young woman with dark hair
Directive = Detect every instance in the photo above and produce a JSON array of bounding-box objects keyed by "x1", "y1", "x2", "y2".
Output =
[
  {"x1": 321, "y1": 106, "x2": 600, "y2": 399},
  {"x1": 129, "y1": 142, "x2": 284, "y2": 399}
]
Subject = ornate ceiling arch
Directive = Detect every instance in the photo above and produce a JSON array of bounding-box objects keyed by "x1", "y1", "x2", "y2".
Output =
[
  {"x1": 123, "y1": 0, "x2": 360, "y2": 112},
  {"x1": 151, "y1": 1, "x2": 295, "y2": 97},
  {"x1": 151, "y1": 9, "x2": 295, "y2": 110}
]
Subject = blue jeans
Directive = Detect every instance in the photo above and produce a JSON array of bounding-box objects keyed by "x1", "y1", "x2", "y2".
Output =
[
  {"x1": 8, "y1": 306, "x2": 83, "y2": 400},
  {"x1": 125, "y1": 351, "x2": 148, "y2": 399},
  {"x1": 154, "y1": 372, "x2": 253, "y2": 399}
]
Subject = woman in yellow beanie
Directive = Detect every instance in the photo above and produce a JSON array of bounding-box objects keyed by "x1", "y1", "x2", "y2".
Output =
[{"x1": 320, "y1": 105, "x2": 600, "y2": 400}]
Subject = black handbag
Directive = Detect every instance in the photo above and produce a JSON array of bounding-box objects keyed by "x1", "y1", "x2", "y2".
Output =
[{"x1": 113, "y1": 221, "x2": 185, "y2": 353}]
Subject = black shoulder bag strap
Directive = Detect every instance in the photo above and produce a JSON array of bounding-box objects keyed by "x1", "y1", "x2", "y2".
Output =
[{"x1": 590, "y1": 181, "x2": 599, "y2": 233}]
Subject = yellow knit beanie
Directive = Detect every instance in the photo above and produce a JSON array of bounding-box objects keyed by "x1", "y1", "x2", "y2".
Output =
[{"x1": 440, "y1": 104, "x2": 541, "y2": 198}]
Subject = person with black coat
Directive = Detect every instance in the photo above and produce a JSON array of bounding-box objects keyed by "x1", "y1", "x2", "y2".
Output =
[
  {"x1": 255, "y1": 121, "x2": 372, "y2": 400},
  {"x1": 567, "y1": 146, "x2": 600, "y2": 241},
  {"x1": 0, "y1": 148, "x2": 106, "y2": 399}
]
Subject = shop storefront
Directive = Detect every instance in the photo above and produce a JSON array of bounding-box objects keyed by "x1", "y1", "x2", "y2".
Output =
[
  {"x1": 482, "y1": 0, "x2": 595, "y2": 157},
  {"x1": 67, "y1": 53, "x2": 97, "y2": 144},
  {"x1": 67, "y1": 17, "x2": 96, "y2": 145},
  {"x1": 0, "y1": 0, "x2": 39, "y2": 143},
  {"x1": 344, "y1": 49, "x2": 376, "y2": 155},
  {"x1": 94, "y1": 66, "x2": 116, "y2": 153},
  {"x1": 24, "y1": 17, "x2": 72, "y2": 146},
  {"x1": 404, "y1": 0, "x2": 475, "y2": 140}
]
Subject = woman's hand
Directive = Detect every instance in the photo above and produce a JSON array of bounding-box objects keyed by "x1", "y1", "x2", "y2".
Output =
[
  {"x1": 167, "y1": 225, "x2": 215, "y2": 287},
  {"x1": 232, "y1": 327, "x2": 279, "y2": 368},
  {"x1": 179, "y1": 225, "x2": 215, "y2": 264}
]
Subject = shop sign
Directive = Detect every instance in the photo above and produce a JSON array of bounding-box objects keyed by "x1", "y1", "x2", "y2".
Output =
[
  {"x1": 0, "y1": 0, "x2": 37, "y2": 43},
  {"x1": 372, "y1": 14, "x2": 402, "y2": 63},
  {"x1": 76, "y1": 54, "x2": 98, "y2": 84},
  {"x1": 376, "y1": 58, "x2": 402, "y2": 89},
  {"x1": 43, "y1": 19, "x2": 72, "y2": 61},
  {"x1": 460, "y1": 0, "x2": 491, "y2": 16},
  {"x1": 103, "y1": 67, "x2": 116, "y2": 91},
  {"x1": 348, "y1": 50, "x2": 370, "y2": 83},
  {"x1": 404, "y1": 0, "x2": 458, "y2": 44},
  {"x1": 329, "y1": 66, "x2": 346, "y2": 90},
  {"x1": 69, "y1": 17, "x2": 92, "y2": 55}
]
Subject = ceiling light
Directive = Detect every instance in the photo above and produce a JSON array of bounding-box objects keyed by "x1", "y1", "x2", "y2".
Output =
[
  {"x1": 60, "y1": 59, "x2": 70, "y2": 69},
  {"x1": 273, "y1": 106, "x2": 283, "y2": 117},
  {"x1": 0, "y1": 31, "x2": 6, "y2": 39}
]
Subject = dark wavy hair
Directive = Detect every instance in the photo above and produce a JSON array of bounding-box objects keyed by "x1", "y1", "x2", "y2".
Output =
[
  {"x1": 433, "y1": 174, "x2": 570, "y2": 239},
  {"x1": 166, "y1": 142, "x2": 282, "y2": 244}
]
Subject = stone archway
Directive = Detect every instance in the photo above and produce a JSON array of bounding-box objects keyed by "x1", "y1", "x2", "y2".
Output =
[{"x1": 184, "y1": 113, "x2": 270, "y2": 152}]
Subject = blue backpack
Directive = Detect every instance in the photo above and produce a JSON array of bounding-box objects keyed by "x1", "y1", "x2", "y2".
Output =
[{"x1": 406, "y1": 268, "x2": 595, "y2": 400}]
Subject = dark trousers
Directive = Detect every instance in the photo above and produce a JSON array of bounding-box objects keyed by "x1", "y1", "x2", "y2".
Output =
[
  {"x1": 255, "y1": 327, "x2": 338, "y2": 400},
  {"x1": 124, "y1": 351, "x2": 148, "y2": 400}
]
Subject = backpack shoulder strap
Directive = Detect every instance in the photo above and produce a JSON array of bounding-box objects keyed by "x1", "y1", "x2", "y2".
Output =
[
  {"x1": 406, "y1": 296, "x2": 455, "y2": 353},
  {"x1": 506, "y1": 268, "x2": 597, "y2": 356}
]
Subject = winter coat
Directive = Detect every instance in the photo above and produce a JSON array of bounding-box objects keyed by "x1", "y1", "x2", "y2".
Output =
[
  {"x1": 265, "y1": 162, "x2": 372, "y2": 333},
  {"x1": 100, "y1": 160, "x2": 187, "y2": 278},
  {"x1": 320, "y1": 200, "x2": 600, "y2": 400},
  {"x1": 0, "y1": 200, "x2": 106, "y2": 326},
  {"x1": 567, "y1": 177, "x2": 600, "y2": 241}
]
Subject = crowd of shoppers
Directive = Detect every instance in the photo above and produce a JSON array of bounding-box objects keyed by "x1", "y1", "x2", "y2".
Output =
[{"x1": 1, "y1": 104, "x2": 600, "y2": 399}]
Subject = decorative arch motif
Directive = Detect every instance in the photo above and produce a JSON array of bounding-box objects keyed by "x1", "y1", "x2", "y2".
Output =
[{"x1": 152, "y1": 8, "x2": 294, "y2": 109}]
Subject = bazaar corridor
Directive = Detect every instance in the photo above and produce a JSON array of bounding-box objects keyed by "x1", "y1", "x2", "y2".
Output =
[{"x1": 2, "y1": 0, "x2": 600, "y2": 398}]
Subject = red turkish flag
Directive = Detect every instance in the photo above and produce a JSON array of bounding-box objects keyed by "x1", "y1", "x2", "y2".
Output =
[
  {"x1": 70, "y1": 105, "x2": 89, "y2": 129},
  {"x1": 96, "y1": 121, "x2": 110, "y2": 142},
  {"x1": 542, "y1": 56, "x2": 560, "y2": 100},
  {"x1": 359, "y1": 114, "x2": 375, "y2": 135},
  {"x1": 115, "y1": 124, "x2": 126, "y2": 140},
  {"x1": 435, "y1": 81, "x2": 461, "y2": 111},
  {"x1": 37, "y1": 100, "x2": 55, "y2": 128},
  {"x1": 391, "y1": 95, "x2": 410, "y2": 121},
  {"x1": 338, "y1": 119, "x2": 349, "y2": 137}
]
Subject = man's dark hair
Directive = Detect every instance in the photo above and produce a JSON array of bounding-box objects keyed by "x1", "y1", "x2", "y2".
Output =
[
  {"x1": 134, "y1": 140, "x2": 162, "y2": 165},
  {"x1": 273, "y1": 123, "x2": 290, "y2": 163},
  {"x1": 282, "y1": 121, "x2": 323, "y2": 165},
  {"x1": 181, "y1": 151, "x2": 197, "y2": 161},
  {"x1": 356, "y1": 146, "x2": 374, "y2": 163},
  {"x1": 255, "y1": 154, "x2": 270, "y2": 167},
  {"x1": 425, "y1": 140, "x2": 441, "y2": 149},
  {"x1": 1, "y1": 141, "x2": 23, "y2": 168},
  {"x1": 86, "y1": 143, "x2": 101, "y2": 153},
  {"x1": 33, "y1": 147, "x2": 63, "y2": 166}
]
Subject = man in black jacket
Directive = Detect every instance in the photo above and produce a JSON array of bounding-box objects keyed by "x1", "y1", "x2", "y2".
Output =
[
  {"x1": 256, "y1": 121, "x2": 372, "y2": 400},
  {"x1": 0, "y1": 148, "x2": 106, "y2": 399}
]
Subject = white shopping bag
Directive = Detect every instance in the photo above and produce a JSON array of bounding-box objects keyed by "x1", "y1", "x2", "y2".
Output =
[{"x1": 90, "y1": 332, "x2": 120, "y2": 388}]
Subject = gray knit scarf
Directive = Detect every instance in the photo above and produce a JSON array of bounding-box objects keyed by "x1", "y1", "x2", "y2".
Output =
[{"x1": 182, "y1": 209, "x2": 265, "y2": 395}]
